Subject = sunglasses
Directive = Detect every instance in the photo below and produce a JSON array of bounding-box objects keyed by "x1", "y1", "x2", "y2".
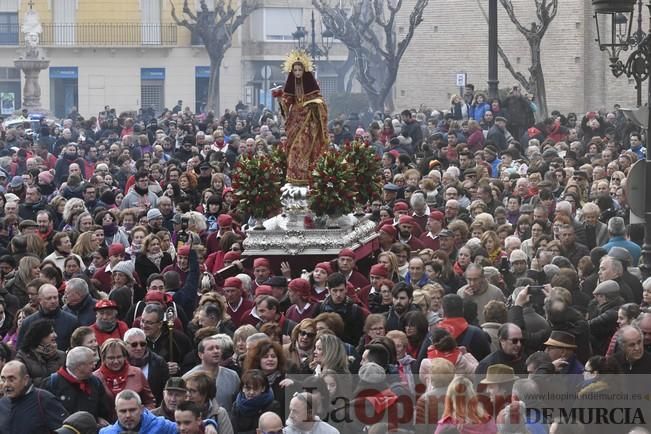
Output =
[
  {"x1": 299, "y1": 331, "x2": 316, "y2": 338},
  {"x1": 129, "y1": 342, "x2": 147, "y2": 348},
  {"x1": 505, "y1": 338, "x2": 524, "y2": 344},
  {"x1": 262, "y1": 431, "x2": 283, "y2": 434}
]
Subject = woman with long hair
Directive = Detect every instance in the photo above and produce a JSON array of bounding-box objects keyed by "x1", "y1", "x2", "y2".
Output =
[
  {"x1": 61, "y1": 198, "x2": 87, "y2": 231},
  {"x1": 377, "y1": 251, "x2": 402, "y2": 283},
  {"x1": 4, "y1": 255, "x2": 40, "y2": 306},
  {"x1": 16, "y1": 319, "x2": 65, "y2": 387},
  {"x1": 435, "y1": 376, "x2": 497, "y2": 433},
  {"x1": 606, "y1": 303, "x2": 641, "y2": 357},
  {"x1": 312, "y1": 332, "x2": 350, "y2": 375},
  {"x1": 284, "y1": 318, "x2": 317, "y2": 374},
  {"x1": 135, "y1": 233, "x2": 173, "y2": 286},
  {"x1": 356, "y1": 314, "x2": 387, "y2": 356},
  {"x1": 403, "y1": 310, "x2": 429, "y2": 359},
  {"x1": 24, "y1": 233, "x2": 46, "y2": 258},
  {"x1": 93, "y1": 338, "x2": 155, "y2": 415},
  {"x1": 481, "y1": 230, "x2": 507, "y2": 267},
  {"x1": 72, "y1": 231, "x2": 99, "y2": 268},
  {"x1": 243, "y1": 339, "x2": 292, "y2": 415}
]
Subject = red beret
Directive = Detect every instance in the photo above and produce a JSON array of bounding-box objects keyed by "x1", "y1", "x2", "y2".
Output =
[
  {"x1": 314, "y1": 262, "x2": 333, "y2": 274},
  {"x1": 398, "y1": 215, "x2": 416, "y2": 226},
  {"x1": 223, "y1": 251, "x2": 241, "y2": 262},
  {"x1": 217, "y1": 214, "x2": 233, "y2": 227},
  {"x1": 389, "y1": 149, "x2": 400, "y2": 159},
  {"x1": 255, "y1": 285, "x2": 273, "y2": 297},
  {"x1": 288, "y1": 278, "x2": 311, "y2": 297},
  {"x1": 223, "y1": 277, "x2": 242, "y2": 289},
  {"x1": 370, "y1": 264, "x2": 389, "y2": 278},
  {"x1": 429, "y1": 211, "x2": 444, "y2": 222},
  {"x1": 95, "y1": 299, "x2": 118, "y2": 311},
  {"x1": 338, "y1": 248, "x2": 356, "y2": 259},
  {"x1": 379, "y1": 225, "x2": 396, "y2": 238},
  {"x1": 253, "y1": 258, "x2": 271, "y2": 269},
  {"x1": 393, "y1": 202, "x2": 409, "y2": 212},
  {"x1": 178, "y1": 245, "x2": 191, "y2": 256},
  {"x1": 108, "y1": 243, "x2": 125, "y2": 257},
  {"x1": 145, "y1": 291, "x2": 172, "y2": 305}
]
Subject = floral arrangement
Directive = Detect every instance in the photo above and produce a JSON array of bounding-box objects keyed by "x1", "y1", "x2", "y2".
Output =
[
  {"x1": 309, "y1": 150, "x2": 356, "y2": 217},
  {"x1": 231, "y1": 153, "x2": 282, "y2": 219},
  {"x1": 268, "y1": 145, "x2": 287, "y2": 186},
  {"x1": 341, "y1": 140, "x2": 383, "y2": 208}
]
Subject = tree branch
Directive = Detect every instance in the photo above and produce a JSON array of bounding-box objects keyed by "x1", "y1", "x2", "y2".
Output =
[
  {"x1": 170, "y1": 0, "x2": 194, "y2": 32},
  {"x1": 498, "y1": 0, "x2": 530, "y2": 36},
  {"x1": 497, "y1": 45, "x2": 532, "y2": 92}
]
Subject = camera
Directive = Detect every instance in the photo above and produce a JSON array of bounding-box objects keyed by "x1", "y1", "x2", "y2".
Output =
[{"x1": 181, "y1": 217, "x2": 189, "y2": 230}]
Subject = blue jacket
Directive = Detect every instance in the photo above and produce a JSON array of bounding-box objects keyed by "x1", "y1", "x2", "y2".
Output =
[
  {"x1": 100, "y1": 408, "x2": 177, "y2": 434},
  {"x1": 471, "y1": 102, "x2": 490, "y2": 122},
  {"x1": 603, "y1": 236, "x2": 642, "y2": 266}
]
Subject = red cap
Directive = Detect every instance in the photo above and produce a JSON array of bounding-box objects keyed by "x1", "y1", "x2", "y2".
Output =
[
  {"x1": 223, "y1": 251, "x2": 241, "y2": 262},
  {"x1": 288, "y1": 278, "x2": 311, "y2": 297},
  {"x1": 314, "y1": 262, "x2": 333, "y2": 274},
  {"x1": 255, "y1": 285, "x2": 273, "y2": 297},
  {"x1": 178, "y1": 246, "x2": 191, "y2": 256},
  {"x1": 338, "y1": 248, "x2": 355, "y2": 259},
  {"x1": 94, "y1": 299, "x2": 118, "y2": 311},
  {"x1": 429, "y1": 211, "x2": 444, "y2": 222},
  {"x1": 217, "y1": 214, "x2": 233, "y2": 227},
  {"x1": 223, "y1": 277, "x2": 242, "y2": 289},
  {"x1": 108, "y1": 243, "x2": 125, "y2": 257},
  {"x1": 370, "y1": 264, "x2": 389, "y2": 278},
  {"x1": 398, "y1": 215, "x2": 416, "y2": 226},
  {"x1": 145, "y1": 291, "x2": 172, "y2": 305},
  {"x1": 379, "y1": 225, "x2": 396, "y2": 238},
  {"x1": 389, "y1": 149, "x2": 400, "y2": 159},
  {"x1": 393, "y1": 202, "x2": 409, "y2": 212},
  {"x1": 253, "y1": 258, "x2": 271, "y2": 269}
]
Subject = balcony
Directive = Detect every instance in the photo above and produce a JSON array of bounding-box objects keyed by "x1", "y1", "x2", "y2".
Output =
[{"x1": 0, "y1": 23, "x2": 178, "y2": 47}]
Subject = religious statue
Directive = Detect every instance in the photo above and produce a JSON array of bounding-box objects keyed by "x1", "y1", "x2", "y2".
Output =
[
  {"x1": 21, "y1": 9, "x2": 43, "y2": 59},
  {"x1": 272, "y1": 50, "x2": 329, "y2": 186}
]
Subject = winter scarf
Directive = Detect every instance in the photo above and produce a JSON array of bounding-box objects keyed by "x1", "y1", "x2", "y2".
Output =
[
  {"x1": 234, "y1": 387, "x2": 274, "y2": 415},
  {"x1": 99, "y1": 361, "x2": 131, "y2": 395},
  {"x1": 56, "y1": 367, "x2": 92, "y2": 395}
]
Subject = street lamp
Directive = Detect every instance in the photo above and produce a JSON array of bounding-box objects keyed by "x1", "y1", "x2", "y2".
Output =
[
  {"x1": 592, "y1": 0, "x2": 651, "y2": 275},
  {"x1": 293, "y1": 11, "x2": 333, "y2": 62}
]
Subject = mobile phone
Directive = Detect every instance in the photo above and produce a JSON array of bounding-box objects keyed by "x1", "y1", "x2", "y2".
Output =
[{"x1": 528, "y1": 285, "x2": 544, "y2": 295}]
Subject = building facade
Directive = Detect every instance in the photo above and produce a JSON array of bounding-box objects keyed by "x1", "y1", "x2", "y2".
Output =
[{"x1": 0, "y1": 0, "x2": 642, "y2": 119}]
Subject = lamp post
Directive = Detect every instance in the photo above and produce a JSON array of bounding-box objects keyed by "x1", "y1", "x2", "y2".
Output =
[
  {"x1": 488, "y1": 0, "x2": 499, "y2": 99},
  {"x1": 293, "y1": 11, "x2": 334, "y2": 63},
  {"x1": 592, "y1": 0, "x2": 651, "y2": 275}
]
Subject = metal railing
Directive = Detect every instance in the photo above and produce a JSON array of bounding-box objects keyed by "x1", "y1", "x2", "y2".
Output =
[{"x1": 0, "y1": 23, "x2": 178, "y2": 47}]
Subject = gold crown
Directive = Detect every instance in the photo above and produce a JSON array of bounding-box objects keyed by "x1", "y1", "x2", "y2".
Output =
[{"x1": 282, "y1": 50, "x2": 314, "y2": 74}]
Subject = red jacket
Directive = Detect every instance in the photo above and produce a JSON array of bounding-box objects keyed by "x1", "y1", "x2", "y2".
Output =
[{"x1": 91, "y1": 320, "x2": 129, "y2": 346}]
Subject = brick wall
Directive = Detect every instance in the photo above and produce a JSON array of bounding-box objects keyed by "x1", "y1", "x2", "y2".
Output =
[{"x1": 395, "y1": 0, "x2": 644, "y2": 115}]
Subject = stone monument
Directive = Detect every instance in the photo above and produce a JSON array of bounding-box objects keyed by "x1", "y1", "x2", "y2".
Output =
[{"x1": 14, "y1": 5, "x2": 50, "y2": 114}]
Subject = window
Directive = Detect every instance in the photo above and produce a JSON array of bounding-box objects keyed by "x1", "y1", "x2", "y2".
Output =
[
  {"x1": 264, "y1": 8, "x2": 302, "y2": 41},
  {"x1": 0, "y1": 12, "x2": 17, "y2": 45},
  {"x1": 319, "y1": 76, "x2": 337, "y2": 100}
]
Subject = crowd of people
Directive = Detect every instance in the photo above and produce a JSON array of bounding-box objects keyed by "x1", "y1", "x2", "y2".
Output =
[{"x1": 0, "y1": 83, "x2": 649, "y2": 434}]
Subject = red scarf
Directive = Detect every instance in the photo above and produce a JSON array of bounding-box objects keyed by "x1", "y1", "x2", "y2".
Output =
[
  {"x1": 427, "y1": 347, "x2": 461, "y2": 366},
  {"x1": 56, "y1": 367, "x2": 92, "y2": 396},
  {"x1": 99, "y1": 361, "x2": 130, "y2": 395}
]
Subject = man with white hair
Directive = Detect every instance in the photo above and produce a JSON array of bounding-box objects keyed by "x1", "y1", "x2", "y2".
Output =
[
  {"x1": 581, "y1": 202, "x2": 608, "y2": 249},
  {"x1": 504, "y1": 236, "x2": 522, "y2": 256},
  {"x1": 285, "y1": 392, "x2": 338, "y2": 434},
  {"x1": 555, "y1": 200, "x2": 588, "y2": 245},
  {"x1": 62, "y1": 277, "x2": 96, "y2": 326},
  {"x1": 46, "y1": 346, "x2": 111, "y2": 425}
]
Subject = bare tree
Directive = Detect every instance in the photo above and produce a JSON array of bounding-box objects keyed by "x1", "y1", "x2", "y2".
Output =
[
  {"x1": 313, "y1": 0, "x2": 429, "y2": 113},
  {"x1": 478, "y1": 0, "x2": 558, "y2": 119},
  {"x1": 170, "y1": 0, "x2": 259, "y2": 114}
]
